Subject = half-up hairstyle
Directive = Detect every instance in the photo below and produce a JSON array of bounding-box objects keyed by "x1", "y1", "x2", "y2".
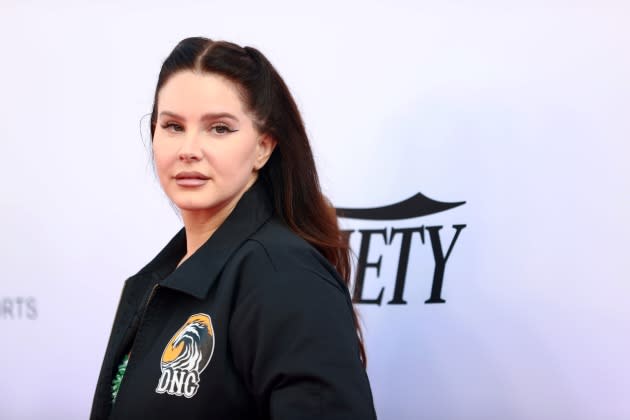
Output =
[{"x1": 150, "y1": 37, "x2": 366, "y2": 367}]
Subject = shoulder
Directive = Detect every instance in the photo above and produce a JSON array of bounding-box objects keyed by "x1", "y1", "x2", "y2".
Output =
[
  {"x1": 233, "y1": 217, "x2": 348, "y2": 296},
  {"x1": 224, "y1": 217, "x2": 354, "y2": 326}
]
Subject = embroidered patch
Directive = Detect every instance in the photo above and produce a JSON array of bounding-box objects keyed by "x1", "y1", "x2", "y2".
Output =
[{"x1": 155, "y1": 313, "x2": 215, "y2": 398}]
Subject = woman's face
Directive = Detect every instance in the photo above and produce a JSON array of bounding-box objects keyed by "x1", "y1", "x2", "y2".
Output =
[{"x1": 152, "y1": 71, "x2": 275, "y2": 217}]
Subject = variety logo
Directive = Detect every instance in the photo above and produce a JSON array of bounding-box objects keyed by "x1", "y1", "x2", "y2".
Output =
[
  {"x1": 337, "y1": 192, "x2": 466, "y2": 305},
  {"x1": 156, "y1": 313, "x2": 215, "y2": 398}
]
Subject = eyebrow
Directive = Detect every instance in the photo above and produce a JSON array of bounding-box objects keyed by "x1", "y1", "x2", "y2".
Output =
[{"x1": 159, "y1": 110, "x2": 239, "y2": 122}]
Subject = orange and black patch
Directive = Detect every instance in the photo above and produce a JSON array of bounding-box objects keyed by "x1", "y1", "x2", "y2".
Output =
[{"x1": 155, "y1": 313, "x2": 215, "y2": 398}]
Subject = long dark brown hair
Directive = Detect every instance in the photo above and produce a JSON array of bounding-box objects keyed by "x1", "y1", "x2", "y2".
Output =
[{"x1": 149, "y1": 37, "x2": 366, "y2": 367}]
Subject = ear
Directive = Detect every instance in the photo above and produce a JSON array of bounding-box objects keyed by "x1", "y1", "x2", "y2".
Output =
[{"x1": 254, "y1": 135, "x2": 277, "y2": 170}]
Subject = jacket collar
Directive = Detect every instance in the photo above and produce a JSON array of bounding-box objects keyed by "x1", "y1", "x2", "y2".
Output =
[{"x1": 131, "y1": 180, "x2": 273, "y2": 300}]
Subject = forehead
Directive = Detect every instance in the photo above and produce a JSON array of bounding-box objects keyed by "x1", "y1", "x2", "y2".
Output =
[{"x1": 157, "y1": 71, "x2": 247, "y2": 117}]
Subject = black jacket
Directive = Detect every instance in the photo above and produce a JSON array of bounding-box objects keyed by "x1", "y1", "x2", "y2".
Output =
[{"x1": 90, "y1": 181, "x2": 376, "y2": 419}]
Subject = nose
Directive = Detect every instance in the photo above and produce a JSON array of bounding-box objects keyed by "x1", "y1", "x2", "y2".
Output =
[
  {"x1": 178, "y1": 133, "x2": 202, "y2": 162},
  {"x1": 179, "y1": 150, "x2": 201, "y2": 162}
]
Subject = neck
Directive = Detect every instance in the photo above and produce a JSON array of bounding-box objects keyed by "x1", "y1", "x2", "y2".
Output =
[
  {"x1": 177, "y1": 177, "x2": 257, "y2": 267},
  {"x1": 177, "y1": 210, "x2": 224, "y2": 268}
]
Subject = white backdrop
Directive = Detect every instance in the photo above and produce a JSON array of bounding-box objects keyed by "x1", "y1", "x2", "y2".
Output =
[{"x1": 1, "y1": 1, "x2": 628, "y2": 419}]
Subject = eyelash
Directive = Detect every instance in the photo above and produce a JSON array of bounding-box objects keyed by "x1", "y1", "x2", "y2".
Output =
[{"x1": 160, "y1": 122, "x2": 237, "y2": 135}]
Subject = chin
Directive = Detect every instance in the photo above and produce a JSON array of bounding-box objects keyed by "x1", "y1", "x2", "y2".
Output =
[
  {"x1": 167, "y1": 186, "x2": 249, "y2": 215},
  {"x1": 171, "y1": 195, "x2": 232, "y2": 214},
  {"x1": 174, "y1": 201, "x2": 216, "y2": 212}
]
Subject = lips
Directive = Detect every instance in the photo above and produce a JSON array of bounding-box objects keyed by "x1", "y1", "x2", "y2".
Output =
[{"x1": 174, "y1": 171, "x2": 210, "y2": 187}]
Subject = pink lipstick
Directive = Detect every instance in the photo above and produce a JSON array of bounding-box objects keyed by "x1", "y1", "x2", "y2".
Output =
[{"x1": 174, "y1": 171, "x2": 210, "y2": 187}]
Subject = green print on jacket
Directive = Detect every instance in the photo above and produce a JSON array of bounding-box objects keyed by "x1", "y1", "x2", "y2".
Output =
[{"x1": 111, "y1": 353, "x2": 129, "y2": 403}]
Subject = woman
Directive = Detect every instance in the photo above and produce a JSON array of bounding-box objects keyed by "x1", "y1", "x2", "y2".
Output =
[{"x1": 90, "y1": 37, "x2": 376, "y2": 419}]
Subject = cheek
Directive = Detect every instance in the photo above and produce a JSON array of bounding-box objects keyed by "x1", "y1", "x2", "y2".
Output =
[
  {"x1": 152, "y1": 143, "x2": 173, "y2": 181},
  {"x1": 209, "y1": 142, "x2": 258, "y2": 176}
]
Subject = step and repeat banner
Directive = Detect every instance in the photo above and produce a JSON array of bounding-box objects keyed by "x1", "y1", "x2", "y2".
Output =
[{"x1": 1, "y1": 2, "x2": 628, "y2": 419}]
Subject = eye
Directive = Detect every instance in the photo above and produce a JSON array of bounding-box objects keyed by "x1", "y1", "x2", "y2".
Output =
[
  {"x1": 210, "y1": 124, "x2": 238, "y2": 135},
  {"x1": 160, "y1": 122, "x2": 184, "y2": 132}
]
